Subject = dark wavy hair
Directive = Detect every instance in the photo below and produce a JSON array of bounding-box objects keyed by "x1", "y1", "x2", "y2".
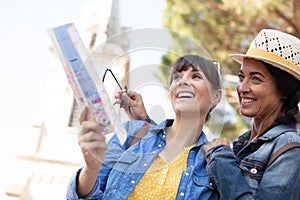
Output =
[
  {"x1": 265, "y1": 62, "x2": 300, "y2": 124},
  {"x1": 169, "y1": 55, "x2": 222, "y2": 121}
]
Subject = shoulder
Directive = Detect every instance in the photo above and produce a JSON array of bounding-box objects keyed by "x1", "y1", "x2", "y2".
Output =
[
  {"x1": 263, "y1": 124, "x2": 299, "y2": 142},
  {"x1": 266, "y1": 124, "x2": 300, "y2": 155},
  {"x1": 273, "y1": 125, "x2": 300, "y2": 145},
  {"x1": 123, "y1": 120, "x2": 147, "y2": 136},
  {"x1": 123, "y1": 119, "x2": 169, "y2": 134}
]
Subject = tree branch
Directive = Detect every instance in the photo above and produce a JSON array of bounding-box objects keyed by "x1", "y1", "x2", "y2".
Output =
[{"x1": 271, "y1": 7, "x2": 300, "y2": 35}]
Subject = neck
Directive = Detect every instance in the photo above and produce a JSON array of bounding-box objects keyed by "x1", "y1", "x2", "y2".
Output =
[
  {"x1": 166, "y1": 116, "x2": 205, "y2": 147},
  {"x1": 249, "y1": 111, "x2": 283, "y2": 142}
]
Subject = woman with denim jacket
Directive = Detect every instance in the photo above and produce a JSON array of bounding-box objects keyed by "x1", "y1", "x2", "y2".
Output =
[
  {"x1": 203, "y1": 29, "x2": 300, "y2": 199},
  {"x1": 66, "y1": 55, "x2": 222, "y2": 199}
]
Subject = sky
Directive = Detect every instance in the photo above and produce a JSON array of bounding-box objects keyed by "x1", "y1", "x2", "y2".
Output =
[
  {"x1": 0, "y1": 0, "x2": 87, "y2": 190},
  {"x1": 0, "y1": 0, "x2": 166, "y2": 132},
  {"x1": 0, "y1": 0, "x2": 166, "y2": 190},
  {"x1": 0, "y1": 0, "x2": 86, "y2": 163}
]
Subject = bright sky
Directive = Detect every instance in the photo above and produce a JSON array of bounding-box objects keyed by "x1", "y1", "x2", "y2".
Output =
[
  {"x1": 0, "y1": 0, "x2": 87, "y2": 190},
  {"x1": 0, "y1": 0, "x2": 166, "y2": 190}
]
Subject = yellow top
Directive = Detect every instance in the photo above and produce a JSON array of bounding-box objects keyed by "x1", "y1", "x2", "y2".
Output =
[{"x1": 127, "y1": 145, "x2": 194, "y2": 200}]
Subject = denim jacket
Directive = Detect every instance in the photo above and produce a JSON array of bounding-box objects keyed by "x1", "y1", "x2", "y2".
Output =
[
  {"x1": 67, "y1": 119, "x2": 219, "y2": 200},
  {"x1": 206, "y1": 123, "x2": 300, "y2": 200}
]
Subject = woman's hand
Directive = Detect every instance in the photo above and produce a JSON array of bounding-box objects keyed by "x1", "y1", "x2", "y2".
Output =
[
  {"x1": 78, "y1": 106, "x2": 108, "y2": 170},
  {"x1": 77, "y1": 106, "x2": 109, "y2": 197},
  {"x1": 203, "y1": 138, "x2": 230, "y2": 153},
  {"x1": 115, "y1": 89, "x2": 147, "y2": 121}
]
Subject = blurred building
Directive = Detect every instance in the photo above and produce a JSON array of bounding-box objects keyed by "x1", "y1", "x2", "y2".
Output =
[{"x1": 1, "y1": 0, "x2": 129, "y2": 199}]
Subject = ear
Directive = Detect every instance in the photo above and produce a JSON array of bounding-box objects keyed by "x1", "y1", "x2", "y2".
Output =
[{"x1": 212, "y1": 89, "x2": 222, "y2": 105}]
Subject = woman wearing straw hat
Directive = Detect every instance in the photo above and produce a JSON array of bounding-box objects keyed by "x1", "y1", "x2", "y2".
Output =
[{"x1": 203, "y1": 29, "x2": 300, "y2": 199}]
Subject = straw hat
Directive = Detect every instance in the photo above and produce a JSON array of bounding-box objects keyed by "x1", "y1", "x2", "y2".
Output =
[{"x1": 229, "y1": 29, "x2": 300, "y2": 80}]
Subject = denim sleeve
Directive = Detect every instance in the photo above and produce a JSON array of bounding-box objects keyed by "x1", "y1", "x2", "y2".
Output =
[
  {"x1": 65, "y1": 153, "x2": 117, "y2": 200},
  {"x1": 206, "y1": 145, "x2": 300, "y2": 200},
  {"x1": 66, "y1": 133, "x2": 126, "y2": 200},
  {"x1": 206, "y1": 145, "x2": 254, "y2": 200},
  {"x1": 145, "y1": 114, "x2": 157, "y2": 125},
  {"x1": 66, "y1": 168, "x2": 104, "y2": 200},
  {"x1": 66, "y1": 168, "x2": 82, "y2": 200}
]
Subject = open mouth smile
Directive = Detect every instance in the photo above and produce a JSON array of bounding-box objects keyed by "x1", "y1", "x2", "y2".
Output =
[{"x1": 176, "y1": 91, "x2": 195, "y2": 98}]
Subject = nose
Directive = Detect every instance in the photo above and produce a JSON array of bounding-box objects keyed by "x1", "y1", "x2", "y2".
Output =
[
  {"x1": 237, "y1": 79, "x2": 251, "y2": 93},
  {"x1": 178, "y1": 74, "x2": 190, "y2": 86}
]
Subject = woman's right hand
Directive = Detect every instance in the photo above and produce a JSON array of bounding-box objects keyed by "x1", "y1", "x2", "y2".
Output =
[
  {"x1": 78, "y1": 106, "x2": 108, "y2": 170},
  {"x1": 115, "y1": 89, "x2": 148, "y2": 121}
]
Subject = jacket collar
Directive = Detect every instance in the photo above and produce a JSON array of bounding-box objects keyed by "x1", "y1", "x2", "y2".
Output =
[
  {"x1": 151, "y1": 119, "x2": 208, "y2": 147},
  {"x1": 237, "y1": 123, "x2": 297, "y2": 144}
]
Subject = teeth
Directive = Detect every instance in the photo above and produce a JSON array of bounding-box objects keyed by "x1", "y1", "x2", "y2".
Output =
[
  {"x1": 177, "y1": 92, "x2": 194, "y2": 98},
  {"x1": 242, "y1": 98, "x2": 252, "y2": 103}
]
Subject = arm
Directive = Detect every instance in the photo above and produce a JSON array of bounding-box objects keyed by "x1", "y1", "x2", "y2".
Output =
[
  {"x1": 205, "y1": 145, "x2": 254, "y2": 200},
  {"x1": 66, "y1": 109, "x2": 151, "y2": 199},
  {"x1": 203, "y1": 139, "x2": 252, "y2": 199},
  {"x1": 204, "y1": 140, "x2": 300, "y2": 200},
  {"x1": 76, "y1": 106, "x2": 108, "y2": 198}
]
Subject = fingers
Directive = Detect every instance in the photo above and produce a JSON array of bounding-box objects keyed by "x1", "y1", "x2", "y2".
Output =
[
  {"x1": 79, "y1": 120, "x2": 103, "y2": 136},
  {"x1": 78, "y1": 123, "x2": 107, "y2": 148},
  {"x1": 203, "y1": 138, "x2": 230, "y2": 152},
  {"x1": 115, "y1": 89, "x2": 127, "y2": 101},
  {"x1": 126, "y1": 90, "x2": 142, "y2": 101},
  {"x1": 79, "y1": 106, "x2": 89, "y2": 125},
  {"x1": 77, "y1": 105, "x2": 109, "y2": 168},
  {"x1": 78, "y1": 140, "x2": 107, "y2": 151},
  {"x1": 78, "y1": 132, "x2": 108, "y2": 169},
  {"x1": 114, "y1": 89, "x2": 147, "y2": 120},
  {"x1": 79, "y1": 120, "x2": 107, "y2": 146},
  {"x1": 79, "y1": 106, "x2": 112, "y2": 137},
  {"x1": 122, "y1": 90, "x2": 143, "y2": 106},
  {"x1": 115, "y1": 90, "x2": 141, "y2": 103},
  {"x1": 210, "y1": 138, "x2": 230, "y2": 146},
  {"x1": 78, "y1": 121, "x2": 108, "y2": 160},
  {"x1": 114, "y1": 89, "x2": 126, "y2": 107},
  {"x1": 120, "y1": 92, "x2": 132, "y2": 109},
  {"x1": 78, "y1": 135, "x2": 107, "y2": 150},
  {"x1": 114, "y1": 89, "x2": 134, "y2": 109},
  {"x1": 79, "y1": 105, "x2": 95, "y2": 125}
]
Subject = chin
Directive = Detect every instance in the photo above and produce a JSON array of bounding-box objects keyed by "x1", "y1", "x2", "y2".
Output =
[
  {"x1": 240, "y1": 110, "x2": 255, "y2": 118},
  {"x1": 175, "y1": 108, "x2": 199, "y2": 116}
]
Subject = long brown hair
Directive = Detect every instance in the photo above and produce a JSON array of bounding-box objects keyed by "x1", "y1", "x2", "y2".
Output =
[{"x1": 265, "y1": 62, "x2": 300, "y2": 124}]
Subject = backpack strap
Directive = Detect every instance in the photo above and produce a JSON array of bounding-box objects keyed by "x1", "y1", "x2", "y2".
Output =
[
  {"x1": 127, "y1": 121, "x2": 150, "y2": 148},
  {"x1": 266, "y1": 142, "x2": 300, "y2": 168}
]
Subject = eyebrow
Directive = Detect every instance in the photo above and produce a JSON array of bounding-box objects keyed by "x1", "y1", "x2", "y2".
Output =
[
  {"x1": 239, "y1": 69, "x2": 265, "y2": 78},
  {"x1": 174, "y1": 68, "x2": 201, "y2": 73}
]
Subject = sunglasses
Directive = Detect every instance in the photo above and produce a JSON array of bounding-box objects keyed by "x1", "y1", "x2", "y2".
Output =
[
  {"x1": 102, "y1": 68, "x2": 124, "y2": 90},
  {"x1": 102, "y1": 68, "x2": 127, "y2": 106}
]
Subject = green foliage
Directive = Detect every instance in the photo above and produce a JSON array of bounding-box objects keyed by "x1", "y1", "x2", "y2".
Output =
[
  {"x1": 158, "y1": 0, "x2": 300, "y2": 140},
  {"x1": 157, "y1": 55, "x2": 172, "y2": 85},
  {"x1": 162, "y1": 0, "x2": 300, "y2": 75}
]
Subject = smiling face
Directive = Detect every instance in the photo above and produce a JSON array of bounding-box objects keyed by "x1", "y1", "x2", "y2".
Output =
[
  {"x1": 237, "y1": 58, "x2": 284, "y2": 121},
  {"x1": 170, "y1": 67, "x2": 215, "y2": 118},
  {"x1": 168, "y1": 55, "x2": 222, "y2": 121}
]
